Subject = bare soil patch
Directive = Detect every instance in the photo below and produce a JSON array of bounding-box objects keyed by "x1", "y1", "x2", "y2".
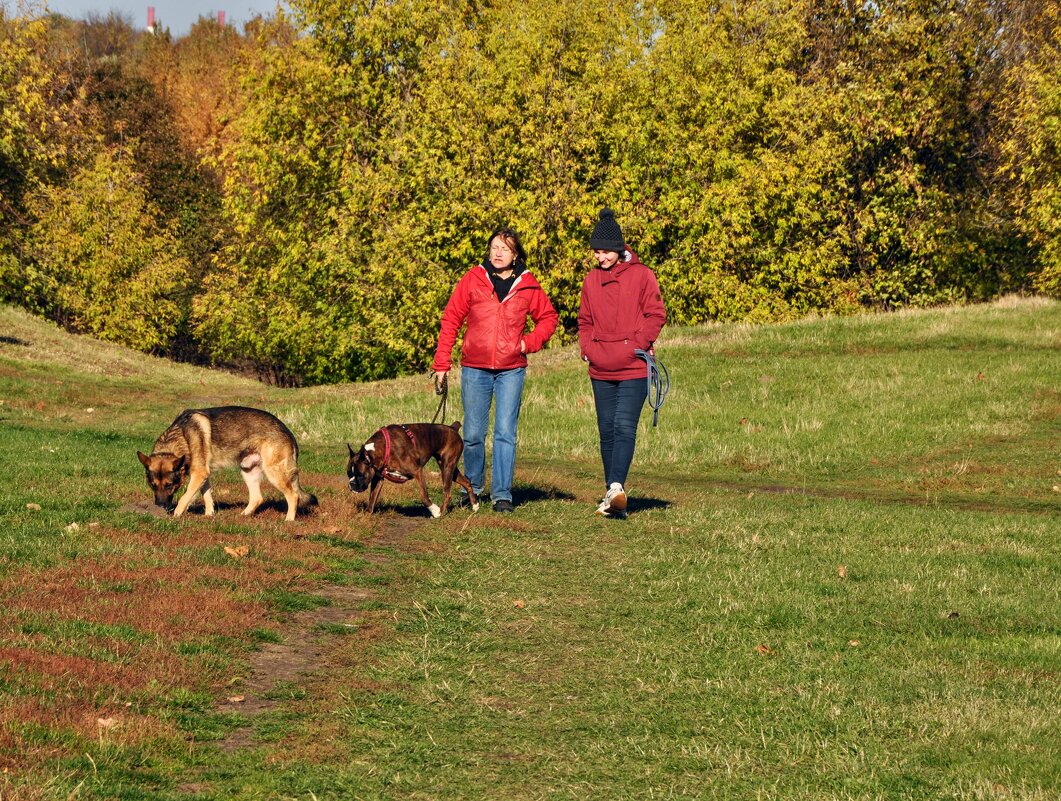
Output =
[{"x1": 211, "y1": 506, "x2": 418, "y2": 753}]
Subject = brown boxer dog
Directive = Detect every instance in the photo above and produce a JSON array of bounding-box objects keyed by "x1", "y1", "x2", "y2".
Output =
[{"x1": 347, "y1": 421, "x2": 479, "y2": 517}]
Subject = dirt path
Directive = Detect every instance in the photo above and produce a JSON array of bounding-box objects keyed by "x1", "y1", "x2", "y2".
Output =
[{"x1": 212, "y1": 513, "x2": 416, "y2": 753}]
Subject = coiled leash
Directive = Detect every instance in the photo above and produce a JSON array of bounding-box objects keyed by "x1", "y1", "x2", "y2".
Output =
[
  {"x1": 634, "y1": 349, "x2": 670, "y2": 427},
  {"x1": 432, "y1": 373, "x2": 448, "y2": 424}
]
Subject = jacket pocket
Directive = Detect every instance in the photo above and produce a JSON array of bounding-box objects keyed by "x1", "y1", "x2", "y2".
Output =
[{"x1": 587, "y1": 338, "x2": 636, "y2": 372}]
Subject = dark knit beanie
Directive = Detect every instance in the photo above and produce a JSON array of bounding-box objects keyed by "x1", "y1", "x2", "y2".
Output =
[{"x1": 588, "y1": 208, "x2": 625, "y2": 252}]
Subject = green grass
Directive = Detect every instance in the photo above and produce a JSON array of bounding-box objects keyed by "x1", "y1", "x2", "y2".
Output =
[{"x1": 0, "y1": 299, "x2": 1058, "y2": 799}]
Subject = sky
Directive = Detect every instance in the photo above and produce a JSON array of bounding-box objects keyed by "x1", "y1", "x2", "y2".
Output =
[{"x1": 35, "y1": 0, "x2": 285, "y2": 37}]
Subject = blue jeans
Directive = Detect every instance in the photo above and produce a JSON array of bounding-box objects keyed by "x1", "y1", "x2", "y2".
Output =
[
  {"x1": 461, "y1": 366, "x2": 526, "y2": 503},
  {"x1": 591, "y1": 377, "x2": 648, "y2": 490}
]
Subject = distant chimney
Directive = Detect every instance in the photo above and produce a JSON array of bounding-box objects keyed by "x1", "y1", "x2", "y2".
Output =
[
  {"x1": 218, "y1": 11, "x2": 225, "y2": 27},
  {"x1": 146, "y1": 6, "x2": 155, "y2": 33}
]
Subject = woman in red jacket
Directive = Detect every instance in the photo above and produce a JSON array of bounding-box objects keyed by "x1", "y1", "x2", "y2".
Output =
[
  {"x1": 433, "y1": 227, "x2": 558, "y2": 513},
  {"x1": 578, "y1": 209, "x2": 666, "y2": 518}
]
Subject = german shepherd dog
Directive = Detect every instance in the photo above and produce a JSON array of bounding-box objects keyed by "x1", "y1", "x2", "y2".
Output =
[
  {"x1": 347, "y1": 421, "x2": 478, "y2": 517},
  {"x1": 137, "y1": 406, "x2": 317, "y2": 521}
]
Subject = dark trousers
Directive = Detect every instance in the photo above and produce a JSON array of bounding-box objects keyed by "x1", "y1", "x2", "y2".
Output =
[{"x1": 591, "y1": 377, "x2": 648, "y2": 490}]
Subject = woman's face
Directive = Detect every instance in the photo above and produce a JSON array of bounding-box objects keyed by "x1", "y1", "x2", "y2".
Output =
[
  {"x1": 593, "y1": 249, "x2": 620, "y2": 269},
  {"x1": 489, "y1": 236, "x2": 517, "y2": 271}
]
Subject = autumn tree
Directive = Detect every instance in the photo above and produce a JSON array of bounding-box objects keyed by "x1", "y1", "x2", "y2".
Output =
[
  {"x1": 0, "y1": 8, "x2": 86, "y2": 300},
  {"x1": 996, "y1": 0, "x2": 1061, "y2": 298},
  {"x1": 25, "y1": 147, "x2": 189, "y2": 351}
]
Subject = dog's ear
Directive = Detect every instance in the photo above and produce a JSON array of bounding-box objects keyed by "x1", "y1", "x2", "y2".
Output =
[
  {"x1": 450, "y1": 421, "x2": 462, "y2": 432},
  {"x1": 137, "y1": 450, "x2": 151, "y2": 468},
  {"x1": 173, "y1": 455, "x2": 187, "y2": 474},
  {"x1": 347, "y1": 443, "x2": 355, "y2": 458}
]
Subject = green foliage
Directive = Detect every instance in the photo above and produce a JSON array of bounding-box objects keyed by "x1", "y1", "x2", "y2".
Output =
[
  {"x1": 0, "y1": 10, "x2": 85, "y2": 295},
  {"x1": 24, "y1": 148, "x2": 189, "y2": 352},
  {"x1": 997, "y1": 1, "x2": 1061, "y2": 299},
  {"x1": 2, "y1": 0, "x2": 1060, "y2": 382}
]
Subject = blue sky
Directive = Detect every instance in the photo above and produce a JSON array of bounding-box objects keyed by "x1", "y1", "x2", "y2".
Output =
[{"x1": 39, "y1": 0, "x2": 285, "y2": 37}]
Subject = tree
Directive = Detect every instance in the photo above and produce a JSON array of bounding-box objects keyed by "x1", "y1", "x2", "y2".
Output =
[
  {"x1": 996, "y1": 0, "x2": 1061, "y2": 298},
  {"x1": 26, "y1": 148, "x2": 189, "y2": 352},
  {"x1": 0, "y1": 9, "x2": 85, "y2": 298}
]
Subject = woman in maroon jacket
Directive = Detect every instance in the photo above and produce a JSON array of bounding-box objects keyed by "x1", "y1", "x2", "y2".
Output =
[
  {"x1": 433, "y1": 227, "x2": 558, "y2": 513},
  {"x1": 578, "y1": 209, "x2": 666, "y2": 518}
]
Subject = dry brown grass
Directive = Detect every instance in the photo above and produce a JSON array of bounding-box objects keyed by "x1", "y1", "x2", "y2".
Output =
[{"x1": 0, "y1": 489, "x2": 377, "y2": 774}]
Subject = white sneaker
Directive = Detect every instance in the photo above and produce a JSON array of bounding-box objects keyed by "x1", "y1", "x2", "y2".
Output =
[
  {"x1": 605, "y1": 482, "x2": 627, "y2": 513},
  {"x1": 595, "y1": 483, "x2": 627, "y2": 516}
]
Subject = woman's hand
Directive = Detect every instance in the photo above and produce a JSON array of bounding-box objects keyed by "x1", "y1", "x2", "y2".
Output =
[{"x1": 433, "y1": 370, "x2": 449, "y2": 391}]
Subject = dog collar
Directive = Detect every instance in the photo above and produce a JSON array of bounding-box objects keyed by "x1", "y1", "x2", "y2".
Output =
[{"x1": 374, "y1": 426, "x2": 415, "y2": 484}]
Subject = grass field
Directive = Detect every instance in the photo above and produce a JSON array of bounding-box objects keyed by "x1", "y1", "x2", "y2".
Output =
[{"x1": 0, "y1": 297, "x2": 1058, "y2": 800}]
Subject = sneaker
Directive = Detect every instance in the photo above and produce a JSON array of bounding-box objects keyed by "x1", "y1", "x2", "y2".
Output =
[
  {"x1": 595, "y1": 483, "x2": 628, "y2": 517},
  {"x1": 492, "y1": 499, "x2": 515, "y2": 514}
]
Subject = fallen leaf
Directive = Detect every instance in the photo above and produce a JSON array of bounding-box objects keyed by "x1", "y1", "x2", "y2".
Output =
[
  {"x1": 755, "y1": 644, "x2": 774, "y2": 655},
  {"x1": 848, "y1": 640, "x2": 860, "y2": 647},
  {"x1": 96, "y1": 717, "x2": 120, "y2": 730},
  {"x1": 26, "y1": 503, "x2": 41, "y2": 511},
  {"x1": 870, "y1": 457, "x2": 879, "y2": 465},
  {"x1": 224, "y1": 545, "x2": 250, "y2": 559},
  {"x1": 64, "y1": 522, "x2": 80, "y2": 533},
  {"x1": 513, "y1": 599, "x2": 526, "y2": 609},
  {"x1": 84, "y1": 407, "x2": 95, "y2": 413},
  {"x1": 87, "y1": 522, "x2": 100, "y2": 529},
  {"x1": 947, "y1": 611, "x2": 960, "y2": 619},
  {"x1": 739, "y1": 417, "x2": 749, "y2": 426},
  {"x1": 227, "y1": 695, "x2": 246, "y2": 704},
  {"x1": 838, "y1": 565, "x2": 847, "y2": 579},
  {"x1": 976, "y1": 371, "x2": 985, "y2": 381}
]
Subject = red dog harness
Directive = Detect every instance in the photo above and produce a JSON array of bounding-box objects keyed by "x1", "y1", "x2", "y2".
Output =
[{"x1": 374, "y1": 425, "x2": 418, "y2": 484}]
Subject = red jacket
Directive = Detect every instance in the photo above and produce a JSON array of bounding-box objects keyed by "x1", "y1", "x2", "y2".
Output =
[
  {"x1": 577, "y1": 251, "x2": 666, "y2": 380},
  {"x1": 433, "y1": 265, "x2": 558, "y2": 372}
]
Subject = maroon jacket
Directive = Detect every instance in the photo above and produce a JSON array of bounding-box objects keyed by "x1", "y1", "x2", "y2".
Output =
[
  {"x1": 577, "y1": 251, "x2": 666, "y2": 380},
  {"x1": 433, "y1": 265, "x2": 558, "y2": 372}
]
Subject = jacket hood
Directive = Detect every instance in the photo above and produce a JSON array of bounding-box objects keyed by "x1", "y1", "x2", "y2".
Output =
[
  {"x1": 592, "y1": 249, "x2": 644, "y2": 277},
  {"x1": 475, "y1": 263, "x2": 543, "y2": 292}
]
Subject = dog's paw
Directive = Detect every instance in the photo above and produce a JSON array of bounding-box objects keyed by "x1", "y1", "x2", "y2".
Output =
[{"x1": 428, "y1": 504, "x2": 441, "y2": 518}]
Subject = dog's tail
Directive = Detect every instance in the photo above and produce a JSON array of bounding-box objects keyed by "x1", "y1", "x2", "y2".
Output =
[
  {"x1": 450, "y1": 420, "x2": 462, "y2": 432},
  {"x1": 298, "y1": 488, "x2": 319, "y2": 510},
  {"x1": 289, "y1": 468, "x2": 319, "y2": 510}
]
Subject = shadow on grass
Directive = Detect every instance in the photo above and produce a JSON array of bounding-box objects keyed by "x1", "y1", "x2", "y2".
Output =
[
  {"x1": 514, "y1": 483, "x2": 577, "y2": 505},
  {"x1": 120, "y1": 498, "x2": 319, "y2": 519},
  {"x1": 628, "y1": 495, "x2": 670, "y2": 514}
]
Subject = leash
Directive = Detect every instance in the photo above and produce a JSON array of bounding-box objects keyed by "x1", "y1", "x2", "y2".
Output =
[
  {"x1": 432, "y1": 373, "x2": 448, "y2": 424},
  {"x1": 634, "y1": 349, "x2": 670, "y2": 427}
]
